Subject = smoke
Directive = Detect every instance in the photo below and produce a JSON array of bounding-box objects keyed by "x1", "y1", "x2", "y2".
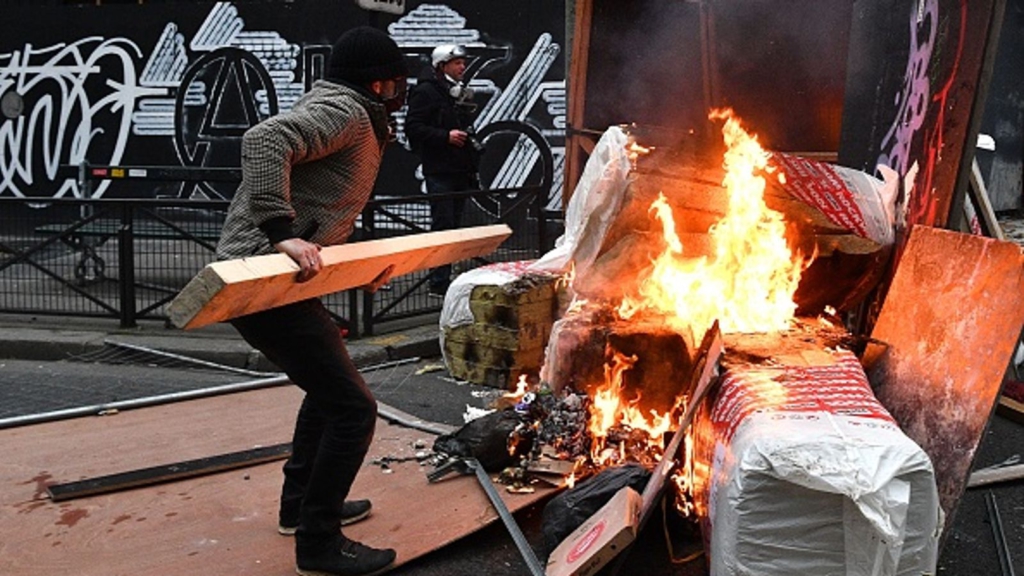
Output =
[
  {"x1": 582, "y1": 0, "x2": 851, "y2": 151},
  {"x1": 584, "y1": 0, "x2": 706, "y2": 142}
]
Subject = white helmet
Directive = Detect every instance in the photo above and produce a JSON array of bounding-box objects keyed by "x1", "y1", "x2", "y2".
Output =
[{"x1": 431, "y1": 44, "x2": 468, "y2": 68}]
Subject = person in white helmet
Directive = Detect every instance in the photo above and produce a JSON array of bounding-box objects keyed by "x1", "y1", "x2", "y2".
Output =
[{"x1": 405, "y1": 43, "x2": 482, "y2": 297}]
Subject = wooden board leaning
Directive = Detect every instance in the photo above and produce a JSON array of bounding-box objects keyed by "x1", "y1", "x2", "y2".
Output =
[{"x1": 168, "y1": 224, "x2": 512, "y2": 330}]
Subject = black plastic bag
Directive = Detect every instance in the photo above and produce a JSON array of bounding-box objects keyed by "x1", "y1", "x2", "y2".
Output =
[
  {"x1": 432, "y1": 409, "x2": 529, "y2": 472},
  {"x1": 540, "y1": 464, "x2": 651, "y2": 557}
]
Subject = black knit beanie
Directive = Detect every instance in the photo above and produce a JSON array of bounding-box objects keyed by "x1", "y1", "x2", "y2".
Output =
[{"x1": 327, "y1": 27, "x2": 407, "y2": 84}]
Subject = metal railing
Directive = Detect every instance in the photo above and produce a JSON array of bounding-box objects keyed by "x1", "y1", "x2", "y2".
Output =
[
  {"x1": 356, "y1": 184, "x2": 551, "y2": 335},
  {"x1": 0, "y1": 164, "x2": 556, "y2": 335}
]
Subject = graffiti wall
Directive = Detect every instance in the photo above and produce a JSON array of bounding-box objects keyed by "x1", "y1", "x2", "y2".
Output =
[
  {"x1": 838, "y1": 0, "x2": 1000, "y2": 230},
  {"x1": 0, "y1": 1, "x2": 566, "y2": 210}
]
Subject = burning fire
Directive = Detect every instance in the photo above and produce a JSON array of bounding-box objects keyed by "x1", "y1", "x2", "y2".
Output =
[
  {"x1": 618, "y1": 108, "x2": 807, "y2": 341},
  {"x1": 567, "y1": 110, "x2": 808, "y2": 514},
  {"x1": 586, "y1": 348, "x2": 674, "y2": 468}
]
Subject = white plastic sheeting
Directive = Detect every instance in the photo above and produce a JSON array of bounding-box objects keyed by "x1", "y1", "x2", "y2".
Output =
[
  {"x1": 526, "y1": 126, "x2": 633, "y2": 277},
  {"x1": 439, "y1": 126, "x2": 632, "y2": 346}
]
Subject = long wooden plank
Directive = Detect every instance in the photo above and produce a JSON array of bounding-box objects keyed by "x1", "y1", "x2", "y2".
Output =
[
  {"x1": 168, "y1": 225, "x2": 511, "y2": 329},
  {"x1": 969, "y1": 159, "x2": 1007, "y2": 240},
  {"x1": 863, "y1": 225, "x2": 1024, "y2": 539},
  {"x1": 563, "y1": 0, "x2": 592, "y2": 204}
]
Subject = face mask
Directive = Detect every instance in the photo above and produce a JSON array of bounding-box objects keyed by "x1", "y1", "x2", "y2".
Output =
[
  {"x1": 380, "y1": 78, "x2": 407, "y2": 114},
  {"x1": 449, "y1": 82, "x2": 475, "y2": 101},
  {"x1": 445, "y1": 74, "x2": 474, "y2": 101}
]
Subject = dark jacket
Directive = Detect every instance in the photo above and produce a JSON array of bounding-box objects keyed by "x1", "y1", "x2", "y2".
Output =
[{"x1": 405, "y1": 69, "x2": 479, "y2": 176}]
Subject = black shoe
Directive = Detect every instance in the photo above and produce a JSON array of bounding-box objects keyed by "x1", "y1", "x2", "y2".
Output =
[
  {"x1": 296, "y1": 537, "x2": 396, "y2": 576},
  {"x1": 428, "y1": 284, "x2": 448, "y2": 298},
  {"x1": 279, "y1": 499, "x2": 373, "y2": 536}
]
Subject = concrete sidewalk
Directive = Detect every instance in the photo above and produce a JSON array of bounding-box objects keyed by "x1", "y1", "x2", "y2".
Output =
[{"x1": 0, "y1": 312, "x2": 442, "y2": 370}]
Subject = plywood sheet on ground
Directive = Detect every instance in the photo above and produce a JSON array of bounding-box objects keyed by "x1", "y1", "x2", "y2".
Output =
[
  {"x1": 0, "y1": 386, "x2": 555, "y2": 575},
  {"x1": 865, "y1": 225, "x2": 1024, "y2": 536}
]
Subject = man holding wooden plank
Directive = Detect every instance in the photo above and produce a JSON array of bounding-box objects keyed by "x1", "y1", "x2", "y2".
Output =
[{"x1": 215, "y1": 26, "x2": 407, "y2": 576}]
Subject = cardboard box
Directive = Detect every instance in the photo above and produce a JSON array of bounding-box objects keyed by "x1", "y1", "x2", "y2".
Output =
[{"x1": 545, "y1": 487, "x2": 641, "y2": 576}]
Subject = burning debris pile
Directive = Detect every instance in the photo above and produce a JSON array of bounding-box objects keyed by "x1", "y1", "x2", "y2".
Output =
[{"x1": 435, "y1": 110, "x2": 939, "y2": 575}]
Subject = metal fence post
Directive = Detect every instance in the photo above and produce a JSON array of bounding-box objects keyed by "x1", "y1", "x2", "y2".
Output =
[
  {"x1": 118, "y1": 202, "x2": 137, "y2": 328},
  {"x1": 535, "y1": 187, "x2": 549, "y2": 253},
  {"x1": 360, "y1": 202, "x2": 377, "y2": 336}
]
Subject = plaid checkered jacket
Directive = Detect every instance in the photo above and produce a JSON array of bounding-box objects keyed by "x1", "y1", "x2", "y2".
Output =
[{"x1": 217, "y1": 80, "x2": 390, "y2": 260}]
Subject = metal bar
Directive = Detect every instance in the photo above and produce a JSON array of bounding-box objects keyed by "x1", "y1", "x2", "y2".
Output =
[
  {"x1": 47, "y1": 443, "x2": 292, "y2": 502},
  {"x1": 373, "y1": 205, "x2": 431, "y2": 234},
  {"x1": 143, "y1": 207, "x2": 220, "y2": 252},
  {"x1": 0, "y1": 356, "x2": 422, "y2": 431},
  {"x1": 537, "y1": 186, "x2": 549, "y2": 252},
  {"x1": 361, "y1": 202, "x2": 378, "y2": 336},
  {"x1": 0, "y1": 375, "x2": 290, "y2": 431},
  {"x1": 466, "y1": 458, "x2": 546, "y2": 576},
  {"x1": 78, "y1": 164, "x2": 241, "y2": 183},
  {"x1": 347, "y1": 288, "x2": 361, "y2": 339},
  {"x1": 117, "y1": 203, "x2": 137, "y2": 328},
  {"x1": 103, "y1": 340, "x2": 279, "y2": 377},
  {"x1": 376, "y1": 402, "x2": 454, "y2": 437},
  {"x1": 0, "y1": 196, "x2": 230, "y2": 209},
  {"x1": 985, "y1": 491, "x2": 1016, "y2": 576}
]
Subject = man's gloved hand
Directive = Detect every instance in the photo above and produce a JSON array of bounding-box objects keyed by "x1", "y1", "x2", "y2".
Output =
[
  {"x1": 274, "y1": 238, "x2": 322, "y2": 283},
  {"x1": 362, "y1": 264, "x2": 396, "y2": 293}
]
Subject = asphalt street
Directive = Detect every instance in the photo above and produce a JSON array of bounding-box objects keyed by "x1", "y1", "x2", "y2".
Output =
[{"x1": 0, "y1": 353, "x2": 1021, "y2": 575}]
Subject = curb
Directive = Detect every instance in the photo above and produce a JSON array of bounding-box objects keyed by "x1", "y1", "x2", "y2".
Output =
[{"x1": 0, "y1": 322, "x2": 441, "y2": 371}]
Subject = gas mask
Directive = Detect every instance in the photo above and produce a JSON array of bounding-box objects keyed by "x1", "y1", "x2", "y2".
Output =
[{"x1": 448, "y1": 80, "x2": 474, "y2": 102}]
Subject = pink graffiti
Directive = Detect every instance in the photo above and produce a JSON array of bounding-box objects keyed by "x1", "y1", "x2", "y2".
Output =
[{"x1": 877, "y1": 0, "x2": 938, "y2": 178}]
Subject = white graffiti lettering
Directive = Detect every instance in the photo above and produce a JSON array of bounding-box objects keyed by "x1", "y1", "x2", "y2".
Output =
[{"x1": 0, "y1": 37, "x2": 157, "y2": 198}]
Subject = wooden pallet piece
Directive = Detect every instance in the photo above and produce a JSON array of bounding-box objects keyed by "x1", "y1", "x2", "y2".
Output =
[
  {"x1": 168, "y1": 225, "x2": 511, "y2": 329},
  {"x1": 997, "y1": 394, "x2": 1024, "y2": 425}
]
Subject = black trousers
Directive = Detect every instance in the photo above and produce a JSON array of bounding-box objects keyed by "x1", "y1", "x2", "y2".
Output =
[
  {"x1": 231, "y1": 299, "x2": 377, "y2": 547},
  {"x1": 426, "y1": 172, "x2": 474, "y2": 288}
]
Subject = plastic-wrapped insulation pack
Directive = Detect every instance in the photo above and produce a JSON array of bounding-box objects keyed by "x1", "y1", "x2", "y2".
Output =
[{"x1": 691, "y1": 348, "x2": 941, "y2": 576}]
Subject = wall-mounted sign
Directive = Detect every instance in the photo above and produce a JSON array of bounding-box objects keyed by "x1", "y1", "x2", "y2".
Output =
[{"x1": 355, "y1": 0, "x2": 405, "y2": 15}]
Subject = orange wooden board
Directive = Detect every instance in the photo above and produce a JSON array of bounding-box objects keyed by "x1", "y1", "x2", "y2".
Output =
[
  {"x1": 169, "y1": 225, "x2": 512, "y2": 329},
  {"x1": 0, "y1": 386, "x2": 555, "y2": 575},
  {"x1": 864, "y1": 225, "x2": 1024, "y2": 536}
]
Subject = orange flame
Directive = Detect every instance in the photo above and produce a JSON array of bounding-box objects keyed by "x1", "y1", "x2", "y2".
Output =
[
  {"x1": 619, "y1": 108, "x2": 806, "y2": 340},
  {"x1": 585, "y1": 348, "x2": 677, "y2": 470},
  {"x1": 588, "y1": 349, "x2": 637, "y2": 460}
]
